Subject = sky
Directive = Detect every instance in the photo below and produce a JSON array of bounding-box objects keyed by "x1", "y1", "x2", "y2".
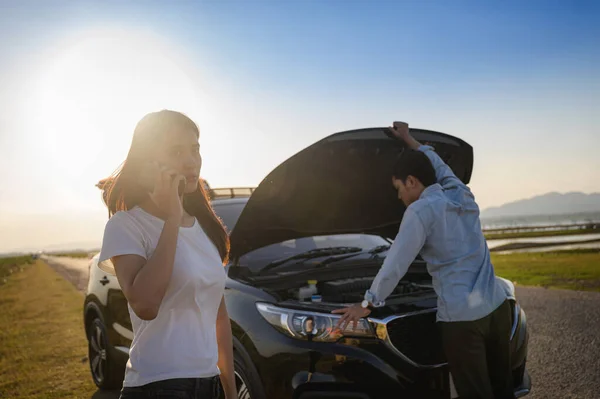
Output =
[{"x1": 0, "y1": 0, "x2": 599, "y2": 252}]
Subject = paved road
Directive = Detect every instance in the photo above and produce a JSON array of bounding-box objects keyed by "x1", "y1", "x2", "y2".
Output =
[
  {"x1": 45, "y1": 257, "x2": 600, "y2": 399},
  {"x1": 43, "y1": 255, "x2": 91, "y2": 293},
  {"x1": 514, "y1": 286, "x2": 600, "y2": 399}
]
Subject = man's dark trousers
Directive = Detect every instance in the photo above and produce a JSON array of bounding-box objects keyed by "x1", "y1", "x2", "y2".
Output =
[{"x1": 439, "y1": 300, "x2": 516, "y2": 399}]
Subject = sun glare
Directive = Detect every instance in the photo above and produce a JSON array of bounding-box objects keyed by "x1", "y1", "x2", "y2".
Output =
[{"x1": 30, "y1": 27, "x2": 205, "y2": 180}]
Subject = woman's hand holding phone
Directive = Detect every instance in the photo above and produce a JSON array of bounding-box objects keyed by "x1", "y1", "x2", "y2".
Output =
[{"x1": 148, "y1": 163, "x2": 185, "y2": 223}]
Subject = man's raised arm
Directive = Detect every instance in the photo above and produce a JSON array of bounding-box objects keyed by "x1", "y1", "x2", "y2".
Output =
[{"x1": 389, "y1": 121, "x2": 467, "y2": 190}]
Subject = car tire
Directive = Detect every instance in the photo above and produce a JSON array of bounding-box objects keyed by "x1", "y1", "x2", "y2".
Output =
[
  {"x1": 87, "y1": 317, "x2": 123, "y2": 390},
  {"x1": 221, "y1": 351, "x2": 265, "y2": 399}
]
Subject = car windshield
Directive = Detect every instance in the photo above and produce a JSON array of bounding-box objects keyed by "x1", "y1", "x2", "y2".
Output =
[{"x1": 211, "y1": 199, "x2": 391, "y2": 273}]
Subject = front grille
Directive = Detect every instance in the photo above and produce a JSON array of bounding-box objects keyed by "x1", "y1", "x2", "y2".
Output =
[{"x1": 385, "y1": 311, "x2": 446, "y2": 366}]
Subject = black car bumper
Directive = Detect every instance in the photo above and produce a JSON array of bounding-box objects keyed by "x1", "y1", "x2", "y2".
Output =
[
  {"x1": 287, "y1": 352, "x2": 531, "y2": 399},
  {"x1": 290, "y1": 367, "x2": 454, "y2": 399},
  {"x1": 243, "y1": 303, "x2": 530, "y2": 399},
  {"x1": 291, "y1": 364, "x2": 531, "y2": 399},
  {"x1": 244, "y1": 327, "x2": 458, "y2": 398},
  {"x1": 292, "y1": 370, "x2": 531, "y2": 399}
]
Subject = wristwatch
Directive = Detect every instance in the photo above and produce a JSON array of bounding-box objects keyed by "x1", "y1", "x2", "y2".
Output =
[{"x1": 361, "y1": 299, "x2": 371, "y2": 309}]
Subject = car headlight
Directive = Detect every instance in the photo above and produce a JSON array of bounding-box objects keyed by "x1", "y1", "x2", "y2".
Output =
[{"x1": 256, "y1": 302, "x2": 375, "y2": 342}]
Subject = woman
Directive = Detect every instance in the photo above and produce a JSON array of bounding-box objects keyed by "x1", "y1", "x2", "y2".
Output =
[{"x1": 97, "y1": 110, "x2": 237, "y2": 398}]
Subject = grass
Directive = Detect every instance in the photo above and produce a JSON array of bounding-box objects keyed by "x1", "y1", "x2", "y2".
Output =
[
  {"x1": 0, "y1": 258, "x2": 97, "y2": 398},
  {"x1": 484, "y1": 227, "x2": 598, "y2": 240},
  {"x1": 50, "y1": 251, "x2": 91, "y2": 259},
  {"x1": 0, "y1": 255, "x2": 35, "y2": 283},
  {"x1": 492, "y1": 249, "x2": 600, "y2": 292}
]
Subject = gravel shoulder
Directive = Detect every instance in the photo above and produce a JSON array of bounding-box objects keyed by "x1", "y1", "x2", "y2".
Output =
[{"x1": 515, "y1": 286, "x2": 600, "y2": 399}]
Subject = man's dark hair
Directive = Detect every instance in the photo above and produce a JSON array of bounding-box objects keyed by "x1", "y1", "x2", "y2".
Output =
[{"x1": 392, "y1": 149, "x2": 437, "y2": 187}]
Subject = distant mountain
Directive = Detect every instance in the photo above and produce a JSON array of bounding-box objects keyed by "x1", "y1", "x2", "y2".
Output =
[{"x1": 481, "y1": 192, "x2": 600, "y2": 218}]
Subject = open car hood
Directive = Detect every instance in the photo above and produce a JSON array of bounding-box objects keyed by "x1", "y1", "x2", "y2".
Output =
[{"x1": 229, "y1": 127, "x2": 473, "y2": 260}]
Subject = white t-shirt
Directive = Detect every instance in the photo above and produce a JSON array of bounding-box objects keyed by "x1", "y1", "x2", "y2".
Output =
[{"x1": 98, "y1": 206, "x2": 227, "y2": 387}]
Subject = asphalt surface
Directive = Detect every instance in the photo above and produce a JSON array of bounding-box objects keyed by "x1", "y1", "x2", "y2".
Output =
[
  {"x1": 43, "y1": 255, "x2": 91, "y2": 293},
  {"x1": 514, "y1": 285, "x2": 600, "y2": 399},
  {"x1": 44, "y1": 256, "x2": 600, "y2": 399}
]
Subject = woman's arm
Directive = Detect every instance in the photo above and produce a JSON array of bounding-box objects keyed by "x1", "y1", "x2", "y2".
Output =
[
  {"x1": 110, "y1": 168, "x2": 185, "y2": 321},
  {"x1": 112, "y1": 218, "x2": 180, "y2": 320},
  {"x1": 216, "y1": 295, "x2": 237, "y2": 398}
]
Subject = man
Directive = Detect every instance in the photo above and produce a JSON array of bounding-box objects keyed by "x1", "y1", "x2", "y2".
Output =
[{"x1": 333, "y1": 122, "x2": 515, "y2": 399}]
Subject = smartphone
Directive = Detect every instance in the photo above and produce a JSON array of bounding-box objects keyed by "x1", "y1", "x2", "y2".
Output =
[{"x1": 139, "y1": 161, "x2": 187, "y2": 196}]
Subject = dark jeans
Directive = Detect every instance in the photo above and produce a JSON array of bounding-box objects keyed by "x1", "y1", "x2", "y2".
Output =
[
  {"x1": 439, "y1": 300, "x2": 516, "y2": 399},
  {"x1": 119, "y1": 376, "x2": 221, "y2": 399}
]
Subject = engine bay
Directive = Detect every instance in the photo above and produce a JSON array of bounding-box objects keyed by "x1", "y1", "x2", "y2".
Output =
[{"x1": 286, "y1": 276, "x2": 434, "y2": 304}]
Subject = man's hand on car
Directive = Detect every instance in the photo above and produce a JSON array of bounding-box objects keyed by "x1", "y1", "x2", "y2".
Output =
[
  {"x1": 389, "y1": 121, "x2": 421, "y2": 150},
  {"x1": 390, "y1": 121, "x2": 409, "y2": 139},
  {"x1": 332, "y1": 303, "x2": 371, "y2": 332}
]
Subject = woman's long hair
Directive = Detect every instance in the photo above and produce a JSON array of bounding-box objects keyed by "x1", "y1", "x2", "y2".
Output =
[{"x1": 98, "y1": 110, "x2": 230, "y2": 264}]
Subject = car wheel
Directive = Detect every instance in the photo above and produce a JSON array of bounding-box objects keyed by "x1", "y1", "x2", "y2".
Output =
[
  {"x1": 224, "y1": 351, "x2": 265, "y2": 399},
  {"x1": 88, "y1": 317, "x2": 122, "y2": 390}
]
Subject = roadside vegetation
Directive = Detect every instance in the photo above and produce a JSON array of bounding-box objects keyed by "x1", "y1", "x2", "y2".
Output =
[
  {"x1": 50, "y1": 251, "x2": 93, "y2": 258},
  {"x1": 485, "y1": 227, "x2": 598, "y2": 240},
  {"x1": 0, "y1": 257, "x2": 97, "y2": 398},
  {"x1": 0, "y1": 255, "x2": 35, "y2": 284},
  {"x1": 492, "y1": 249, "x2": 600, "y2": 292}
]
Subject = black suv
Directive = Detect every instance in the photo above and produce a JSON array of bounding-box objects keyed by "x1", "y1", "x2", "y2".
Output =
[{"x1": 84, "y1": 127, "x2": 531, "y2": 398}]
